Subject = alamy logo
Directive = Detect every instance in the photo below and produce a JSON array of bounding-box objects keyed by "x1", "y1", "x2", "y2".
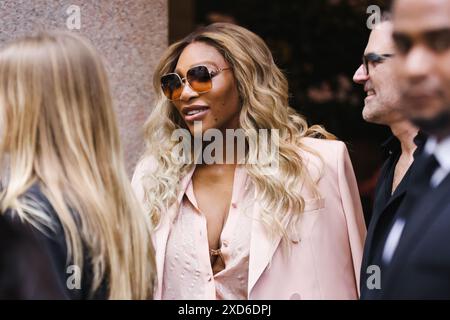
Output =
[
  {"x1": 366, "y1": 265, "x2": 381, "y2": 290},
  {"x1": 170, "y1": 121, "x2": 280, "y2": 175},
  {"x1": 66, "y1": 5, "x2": 81, "y2": 30},
  {"x1": 366, "y1": 5, "x2": 381, "y2": 30},
  {"x1": 66, "y1": 265, "x2": 81, "y2": 290}
]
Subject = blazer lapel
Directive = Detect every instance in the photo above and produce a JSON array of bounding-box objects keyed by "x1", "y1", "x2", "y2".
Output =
[
  {"x1": 362, "y1": 157, "x2": 394, "y2": 274},
  {"x1": 153, "y1": 165, "x2": 196, "y2": 299},
  {"x1": 365, "y1": 132, "x2": 427, "y2": 269},
  {"x1": 248, "y1": 201, "x2": 285, "y2": 296},
  {"x1": 383, "y1": 170, "x2": 450, "y2": 290},
  {"x1": 363, "y1": 162, "x2": 413, "y2": 270},
  {"x1": 247, "y1": 183, "x2": 325, "y2": 296},
  {"x1": 248, "y1": 194, "x2": 304, "y2": 296},
  {"x1": 362, "y1": 181, "x2": 390, "y2": 271}
]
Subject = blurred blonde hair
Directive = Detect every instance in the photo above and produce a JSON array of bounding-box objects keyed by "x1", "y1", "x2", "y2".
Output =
[
  {"x1": 0, "y1": 31, "x2": 155, "y2": 299},
  {"x1": 140, "y1": 23, "x2": 335, "y2": 241}
]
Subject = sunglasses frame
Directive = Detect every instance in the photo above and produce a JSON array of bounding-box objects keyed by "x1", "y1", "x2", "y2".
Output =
[
  {"x1": 161, "y1": 65, "x2": 231, "y2": 101},
  {"x1": 362, "y1": 53, "x2": 395, "y2": 76}
]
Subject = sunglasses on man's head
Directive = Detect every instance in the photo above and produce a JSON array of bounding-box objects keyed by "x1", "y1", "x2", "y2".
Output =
[
  {"x1": 362, "y1": 53, "x2": 395, "y2": 75},
  {"x1": 160, "y1": 65, "x2": 231, "y2": 101}
]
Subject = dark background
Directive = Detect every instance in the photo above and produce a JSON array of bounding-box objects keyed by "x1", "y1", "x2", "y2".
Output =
[{"x1": 169, "y1": 0, "x2": 392, "y2": 221}]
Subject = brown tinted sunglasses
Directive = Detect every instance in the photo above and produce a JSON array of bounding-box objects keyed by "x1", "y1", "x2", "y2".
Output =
[{"x1": 161, "y1": 65, "x2": 231, "y2": 101}]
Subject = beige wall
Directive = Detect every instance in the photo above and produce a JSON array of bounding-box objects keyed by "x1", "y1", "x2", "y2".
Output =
[{"x1": 0, "y1": 0, "x2": 168, "y2": 175}]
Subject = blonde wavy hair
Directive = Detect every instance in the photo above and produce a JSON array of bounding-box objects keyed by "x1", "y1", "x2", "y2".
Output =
[
  {"x1": 140, "y1": 23, "x2": 335, "y2": 241},
  {"x1": 0, "y1": 31, "x2": 155, "y2": 299}
]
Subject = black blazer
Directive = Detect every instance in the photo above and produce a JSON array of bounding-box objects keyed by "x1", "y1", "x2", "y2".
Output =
[
  {"x1": 1, "y1": 184, "x2": 107, "y2": 299},
  {"x1": 360, "y1": 133, "x2": 426, "y2": 299},
  {"x1": 379, "y1": 151, "x2": 450, "y2": 299}
]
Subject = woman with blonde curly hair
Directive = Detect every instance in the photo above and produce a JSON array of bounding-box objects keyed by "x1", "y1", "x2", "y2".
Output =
[
  {"x1": 132, "y1": 23, "x2": 366, "y2": 299},
  {"x1": 0, "y1": 31, "x2": 156, "y2": 299}
]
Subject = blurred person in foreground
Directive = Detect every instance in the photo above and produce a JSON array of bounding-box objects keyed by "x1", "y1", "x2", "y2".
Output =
[
  {"x1": 0, "y1": 31, "x2": 156, "y2": 299},
  {"x1": 374, "y1": 0, "x2": 450, "y2": 298}
]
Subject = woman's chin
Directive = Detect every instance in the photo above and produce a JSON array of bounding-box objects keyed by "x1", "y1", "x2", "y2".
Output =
[{"x1": 186, "y1": 122, "x2": 215, "y2": 135}]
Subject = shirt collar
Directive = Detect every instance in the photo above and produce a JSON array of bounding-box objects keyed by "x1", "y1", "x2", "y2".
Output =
[
  {"x1": 182, "y1": 165, "x2": 249, "y2": 213},
  {"x1": 381, "y1": 135, "x2": 400, "y2": 156},
  {"x1": 381, "y1": 131, "x2": 427, "y2": 159}
]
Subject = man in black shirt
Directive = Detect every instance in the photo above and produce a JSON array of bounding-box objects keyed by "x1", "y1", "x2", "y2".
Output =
[{"x1": 353, "y1": 13, "x2": 424, "y2": 298}]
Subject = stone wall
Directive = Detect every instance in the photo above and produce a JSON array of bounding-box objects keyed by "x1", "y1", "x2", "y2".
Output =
[{"x1": 0, "y1": 0, "x2": 168, "y2": 175}]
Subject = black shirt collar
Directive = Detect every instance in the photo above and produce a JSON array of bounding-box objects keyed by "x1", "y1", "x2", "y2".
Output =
[
  {"x1": 381, "y1": 130, "x2": 428, "y2": 158},
  {"x1": 381, "y1": 135, "x2": 401, "y2": 157}
]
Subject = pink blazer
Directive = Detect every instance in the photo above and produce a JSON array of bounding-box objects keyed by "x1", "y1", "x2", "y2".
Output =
[{"x1": 132, "y1": 137, "x2": 366, "y2": 300}]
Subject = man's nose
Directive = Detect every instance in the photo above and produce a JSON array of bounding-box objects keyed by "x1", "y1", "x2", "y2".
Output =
[{"x1": 353, "y1": 64, "x2": 369, "y2": 84}]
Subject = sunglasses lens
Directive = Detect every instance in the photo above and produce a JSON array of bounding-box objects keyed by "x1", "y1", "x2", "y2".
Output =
[
  {"x1": 161, "y1": 74, "x2": 183, "y2": 100},
  {"x1": 187, "y1": 66, "x2": 212, "y2": 93}
]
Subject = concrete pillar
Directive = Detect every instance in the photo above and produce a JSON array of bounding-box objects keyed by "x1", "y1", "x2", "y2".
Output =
[{"x1": 0, "y1": 0, "x2": 168, "y2": 175}]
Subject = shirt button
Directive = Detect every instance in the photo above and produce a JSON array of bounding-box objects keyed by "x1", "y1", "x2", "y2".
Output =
[
  {"x1": 231, "y1": 203, "x2": 237, "y2": 209},
  {"x1": 223, "y1": 240, "x2": 228, "y2": 247},
  {"x1": 208, "y1": 276, "x2": 212, "y2": 282}
]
